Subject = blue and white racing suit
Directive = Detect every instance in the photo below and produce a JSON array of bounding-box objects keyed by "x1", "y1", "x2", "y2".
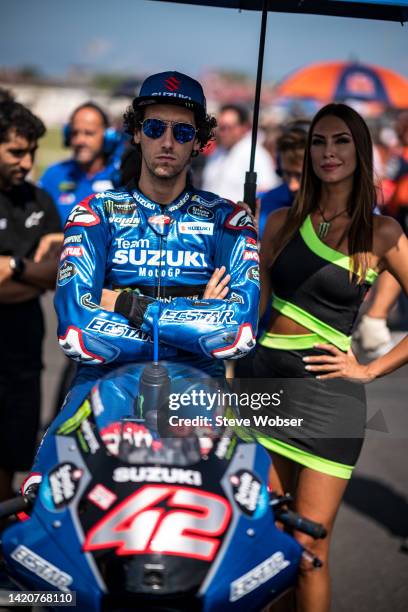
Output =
[{"x1": 55, "y1": 185, "x2": 260, "y2": 382}]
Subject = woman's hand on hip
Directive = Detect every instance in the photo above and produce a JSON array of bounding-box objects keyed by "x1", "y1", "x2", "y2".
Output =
[{"x1": 303, "y1": 344, "x2": 376, "y2": 383}]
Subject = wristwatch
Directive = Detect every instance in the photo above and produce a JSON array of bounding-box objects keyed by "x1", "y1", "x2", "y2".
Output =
[{"x1": 9, "y1": 256, "x2": 26, "y2": 280}]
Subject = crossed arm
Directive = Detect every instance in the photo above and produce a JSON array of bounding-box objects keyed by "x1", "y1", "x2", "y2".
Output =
[
  {"x1": 100, "y1": 266, "x2": 231, "y2": 311},
  {"x1": 0, "y1": 234, "x2": 62, "y2": 304}
]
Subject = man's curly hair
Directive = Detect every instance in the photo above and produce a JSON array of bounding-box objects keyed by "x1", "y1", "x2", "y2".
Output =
[
  {"x1": 123, "y1": 105, "x2": 216, "y2": 156},
  {"x1": 0, "y1": 101, "x2": 45, "y2": 144}
]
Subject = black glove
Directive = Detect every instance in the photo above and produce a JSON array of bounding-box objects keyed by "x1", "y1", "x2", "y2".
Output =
[{"x1": 114, "y1": 292, "x2": 155, "y2": 327}]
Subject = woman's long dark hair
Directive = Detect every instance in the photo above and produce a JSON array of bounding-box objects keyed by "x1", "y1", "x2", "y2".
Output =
[{"x1": 271, "y1": 103, "x2": 376, "y2": 282}]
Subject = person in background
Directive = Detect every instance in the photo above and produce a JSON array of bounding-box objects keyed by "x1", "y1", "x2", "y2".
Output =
[
  {"x1": 37, "y1": 102, "x2": 127, "y2": 408},
  {"x1": 258, "y1": 121, "x2": 309, "y2": 238},
  {"x1": 260, "y1": 119, "x2": 283, "y2": 170},
  {"x1": 355, "y1": 111, "x2": 408, "y2": 357},
  {"x1": 39, "y1": 101, "x2": 124, "y2": 225},
  {"x1": 0, "y1": 88, "x2": 15, "y2": 104},
  {"x1": 0, "y1": 100, "x2": 61, "y2": 501},
  {"x1": 202, "y1": 103, "x2": 279, "y2": 202}
]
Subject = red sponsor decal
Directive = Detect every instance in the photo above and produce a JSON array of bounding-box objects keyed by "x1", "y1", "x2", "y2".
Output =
[
  {"x1": 18, "y1": 472, "x2": 43, "y2": 521},
  {"x1": 58, "y1": 326, "x2": 105, "y2": 364},
  {"x1": 87, "y1": 484, "x2": 117, "y2": 511},
  {"x1": 225, "y1": 206, "x2": 256, "y2": 234},
  {"x1": 64, "y1": 195, "x2": 100, "y2": 229},
  {"x1": 245, "y1": 237, "x2": 257, "y2": 247},
  {"x1": 212, "y1": 323, "x2": 256, "y2": 359},
  {"x1": 83, "y1": 485, "x2": 231, "y2": 561},
  {"x1": 243, "y1": 250, "x2": 259, "y2": 262},
  {"x1": 148, "y1": 214, "x2": 171, "y2": 225},
  {"x1": 100, "y1": 422, "x2": 161, "y2": 457},
  {"x1": 60, "y1": 246, "x2": 84, "y2": 260}
]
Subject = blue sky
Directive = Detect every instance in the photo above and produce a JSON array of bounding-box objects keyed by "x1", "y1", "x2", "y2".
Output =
[{"x1": 1, "y1": 0, "x2": 407, "y2": 82}]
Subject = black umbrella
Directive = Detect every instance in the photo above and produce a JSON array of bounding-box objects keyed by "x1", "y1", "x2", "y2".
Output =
[{"x1": 150, "y1": 0, "x2": 408, "y2": 208}]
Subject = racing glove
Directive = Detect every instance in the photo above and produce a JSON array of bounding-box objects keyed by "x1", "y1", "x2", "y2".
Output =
[{"x1": 114, "y1": 292, "x2": 155, "y2": 328}]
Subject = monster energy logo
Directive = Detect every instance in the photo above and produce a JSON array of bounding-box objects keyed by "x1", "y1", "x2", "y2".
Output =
[{"x1": 318, "y1": 221, "x2": 331, "y2": 239}]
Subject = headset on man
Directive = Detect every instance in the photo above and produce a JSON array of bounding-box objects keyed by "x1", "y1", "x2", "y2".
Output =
[{"x1": 62, "y1": 101, "x2": 122, "y2": 156}]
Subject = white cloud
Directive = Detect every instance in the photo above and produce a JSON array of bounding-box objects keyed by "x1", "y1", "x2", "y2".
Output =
[{"x1": 84, "y1": 38, "x2": 112, "y2": 61}]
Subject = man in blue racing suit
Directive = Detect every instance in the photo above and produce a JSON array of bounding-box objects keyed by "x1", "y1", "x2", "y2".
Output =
[
  {"x1": 23, "y1": 71, "x2": 259, "y2": 489},
  {"x1": 39, "y1": 102, "x2": 125, "y2": 225},
  {"x1": 54, "y1": 71, "x2": 259, "y2": 385}
]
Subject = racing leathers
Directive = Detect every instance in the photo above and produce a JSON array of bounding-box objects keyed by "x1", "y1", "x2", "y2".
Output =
[
  {"x1": 23, "y1": 185, "x2": 259, "y2": 491},
  {"x1": 54, "y1": 184, "x2": 260, "y2": 383}
]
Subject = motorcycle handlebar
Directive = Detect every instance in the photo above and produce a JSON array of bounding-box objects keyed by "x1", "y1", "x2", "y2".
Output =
[
  {"x1": 0, "y1": 485, "x2": 38, "y2": 520},
  {"x1": 274, "y1": 508, "x2": 327, "y2": 539},
  {"x1": 0, "y1": 496, "x2": 30, "y2": 519}
]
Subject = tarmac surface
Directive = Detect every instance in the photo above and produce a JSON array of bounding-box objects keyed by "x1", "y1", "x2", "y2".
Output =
[
  {"x1": 38, "y1": 294, "x2": 408, "y2": 612},
  {"x1": 331, "y1": 352, "x2": 408, "y2": 612}
]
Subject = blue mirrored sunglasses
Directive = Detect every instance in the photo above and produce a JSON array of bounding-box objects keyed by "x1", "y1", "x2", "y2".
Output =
[{"x1": 141, "y1": 118, "x2": 197, "y2": 144}]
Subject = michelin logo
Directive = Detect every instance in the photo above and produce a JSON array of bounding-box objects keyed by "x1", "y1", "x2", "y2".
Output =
[{"x1": 228, "y1": 292, "x2": 244, "y2": 305}]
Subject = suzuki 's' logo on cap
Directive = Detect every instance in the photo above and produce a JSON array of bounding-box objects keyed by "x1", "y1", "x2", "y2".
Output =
[{"x1": 165, "y1": 76, "x2": 181, "y2": 91}]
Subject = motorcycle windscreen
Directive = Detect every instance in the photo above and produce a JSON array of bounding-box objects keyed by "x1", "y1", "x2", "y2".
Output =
[
  {"x1": 98, "y1": 417, "x2": 203, "y2": 467},
  {"x1": 87, "y1": 362, "x2": 242, "y2": 464}
]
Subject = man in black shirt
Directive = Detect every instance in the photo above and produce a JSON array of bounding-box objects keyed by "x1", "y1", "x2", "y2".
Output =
[{"x1": 0, "y1": 100, "x2": 61, "y2": 501}]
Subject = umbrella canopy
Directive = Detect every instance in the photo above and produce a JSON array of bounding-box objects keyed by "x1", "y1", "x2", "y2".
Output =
[
  {"x1": 152, "y1": 0, "x2": 408, "y2": 22},
  {"x1": 275, "y1": 61, "x2": 408, "y2": 108}
]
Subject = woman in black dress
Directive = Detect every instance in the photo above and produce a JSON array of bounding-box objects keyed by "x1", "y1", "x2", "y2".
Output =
[{"x1": 250, "y1": 103, "x2": 408, "y2": 611}]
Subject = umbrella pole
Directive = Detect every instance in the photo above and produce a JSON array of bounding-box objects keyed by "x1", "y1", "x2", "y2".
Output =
[{"x1": 244, "y1": 0, "x2": 268, "y2": 212}]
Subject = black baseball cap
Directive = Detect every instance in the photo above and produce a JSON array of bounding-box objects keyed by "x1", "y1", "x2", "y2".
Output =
[{"x1": 132, "y1": 71, "x2": 207, "y2": 118}]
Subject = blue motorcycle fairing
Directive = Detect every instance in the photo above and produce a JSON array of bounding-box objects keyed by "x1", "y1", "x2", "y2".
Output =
[
  {"x1": 3, "y1": 488, "x2": 103, "y2": 611},
  {"x1": 200, "y1": 443, "x2": 302, "y2": 611},
  {"x1": 4, "y1": 363, "x2": 303, "y2": 610}
]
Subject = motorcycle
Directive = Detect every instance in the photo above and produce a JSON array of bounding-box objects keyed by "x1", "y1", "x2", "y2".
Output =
[{"x1": 0, "y1": 360, "x2": 326, "y2": 611}]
